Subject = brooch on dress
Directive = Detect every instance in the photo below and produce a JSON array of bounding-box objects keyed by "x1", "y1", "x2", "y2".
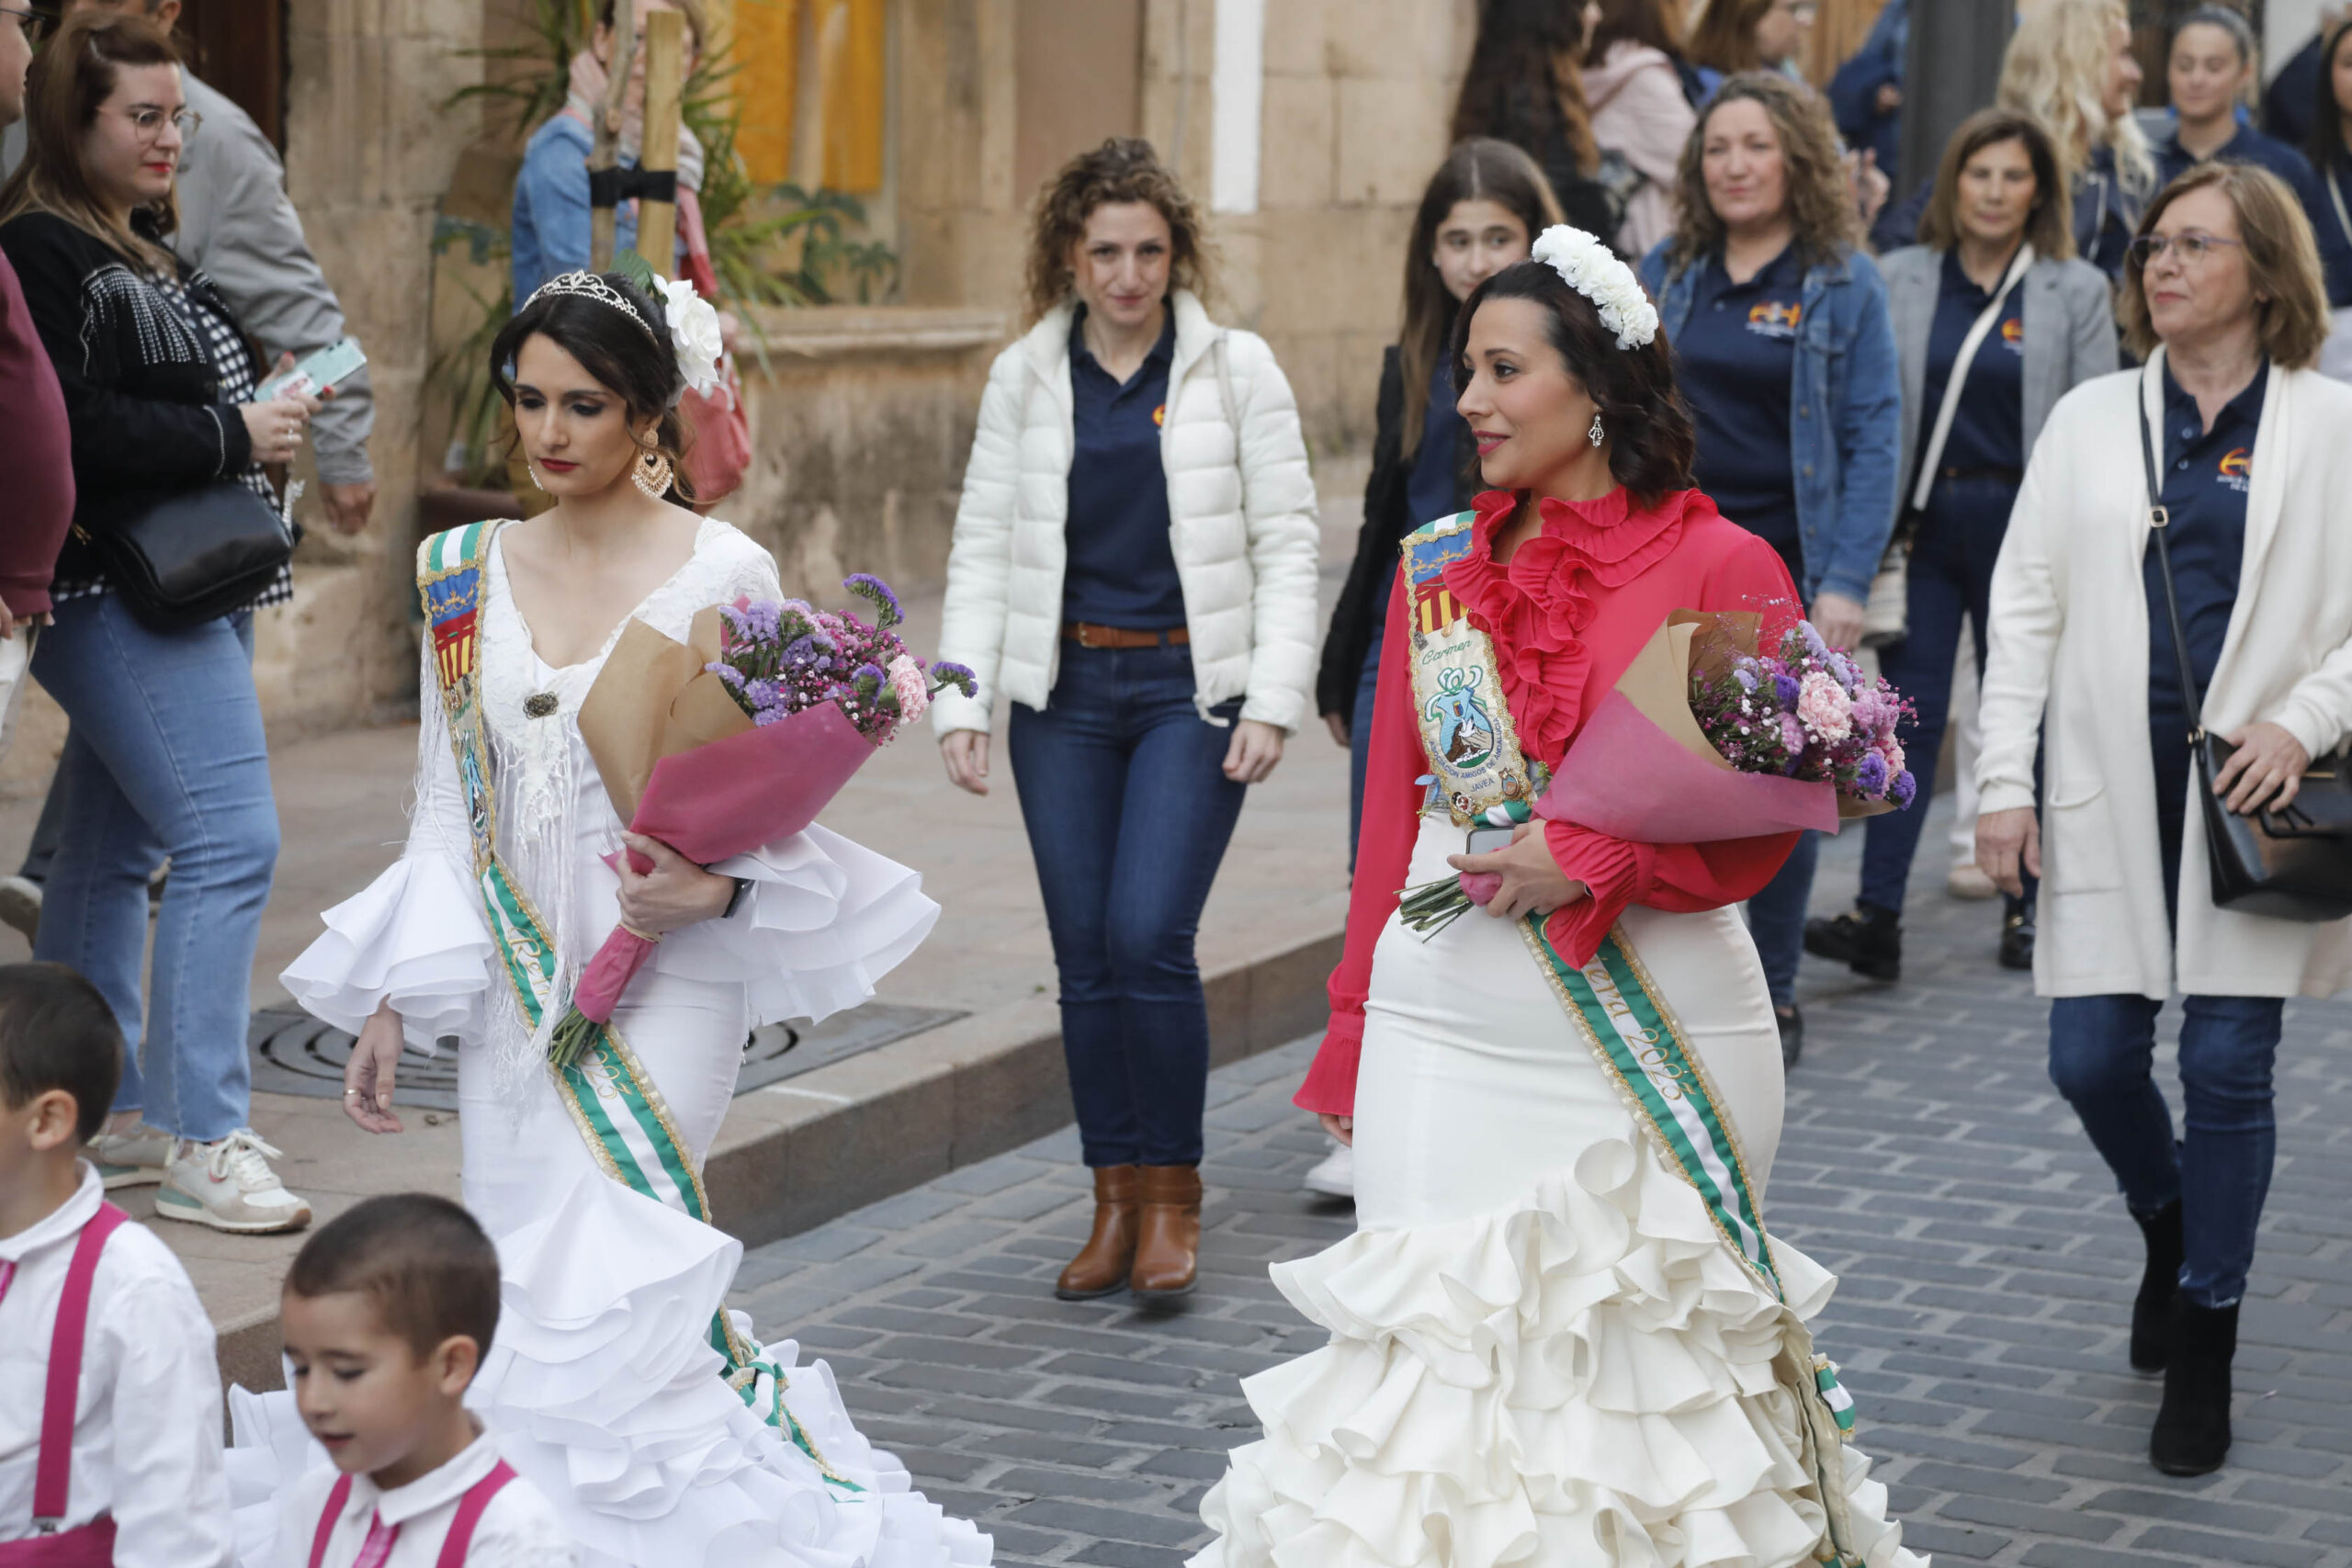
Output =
[{"x1": 523, "y1": 692, "x2": 559, "y2": 718}]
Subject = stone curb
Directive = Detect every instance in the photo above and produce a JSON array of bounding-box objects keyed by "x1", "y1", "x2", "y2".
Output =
[{"x1": 213, "y1": 923, "x2": 1344, "y2": 1395}]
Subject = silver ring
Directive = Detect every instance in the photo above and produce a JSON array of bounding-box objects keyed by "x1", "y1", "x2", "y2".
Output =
[{"x1": 344, "y1": 1089, "x2": 363, "y2": 1098}]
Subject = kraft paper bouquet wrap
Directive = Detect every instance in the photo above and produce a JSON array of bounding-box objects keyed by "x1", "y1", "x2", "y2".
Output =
[
  {"x1": 1401, "y1": 609, "x2": 1915, "y2": 937},
  {"x1": 548, "y1": 577, "x2": 972, "y2": 1067}
]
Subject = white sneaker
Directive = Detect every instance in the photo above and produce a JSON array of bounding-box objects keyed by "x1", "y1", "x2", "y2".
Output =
[
  {"x1": 90, "y1": 1121, "x2": 175, "y2": 1189},
  {"x1": 0, "y1": 874, "x2": 40, "y2": 942},
  {"x1": 154, "y1": 1130, "x2": 312, "y2": 1234},
  {"x1": 1303, "y1": 1140, "x2": 1354, "y2": 1201}
]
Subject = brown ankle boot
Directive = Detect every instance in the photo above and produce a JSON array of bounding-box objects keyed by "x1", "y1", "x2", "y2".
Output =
[
  {"x1": 1130, "y1": 1164, "x2": 1204, "y2": 1300},
  {"x1": 1056, "y1": 1165, "x2": 1141, "y2": 1300}
]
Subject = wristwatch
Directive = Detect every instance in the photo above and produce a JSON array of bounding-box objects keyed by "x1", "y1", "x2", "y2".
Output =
[{"x1": 721, "y1": 874, "x2": 753, "y2": 920}]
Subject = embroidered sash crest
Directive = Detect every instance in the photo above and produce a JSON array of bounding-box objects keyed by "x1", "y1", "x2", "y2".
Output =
[{"x1": 1399, "y1": 513, "x2": 1542, "y2": 825}]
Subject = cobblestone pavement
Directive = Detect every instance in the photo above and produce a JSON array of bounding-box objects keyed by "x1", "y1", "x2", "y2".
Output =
[{"x1": 730, "y1": 829, "x2": 2352, "y2": 1567}]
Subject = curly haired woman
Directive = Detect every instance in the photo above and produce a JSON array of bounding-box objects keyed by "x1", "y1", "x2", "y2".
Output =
[
  {"x1": 933, "y1": 140, "x2": 1320, "y2": 1302},
  {"x1": 1638, "y1": 71, "x2": 1904, "y2": 1065}
]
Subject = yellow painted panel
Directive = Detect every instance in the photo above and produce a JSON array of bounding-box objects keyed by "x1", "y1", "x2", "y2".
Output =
[
  {"x1": 734, "y1": 0, "x2": 800, "y2": 184},
  {"x1": 817, "y1": 0, "x2": 886, "y2": 193}
]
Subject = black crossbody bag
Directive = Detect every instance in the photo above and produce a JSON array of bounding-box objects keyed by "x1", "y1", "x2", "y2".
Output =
[
  {"x1": 88, "y1": 479, "x2": 293, "y2": 632},
  {"x1": 2135, "y1": 368, "x2": 2352, "y2": 920}
]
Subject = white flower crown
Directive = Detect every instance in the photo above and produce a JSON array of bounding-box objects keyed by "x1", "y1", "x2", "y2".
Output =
[
  {"x1": 525, "y1": 269, "x2": 726, "y2": 403},
  {"x1": 1530, "y1": 225, "x2": 1659, "y2": 351}
]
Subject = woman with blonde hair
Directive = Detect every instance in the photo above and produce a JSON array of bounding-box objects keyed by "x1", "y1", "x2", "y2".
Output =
[
  {"x1": 935, "y1": 139, "x2": 1319, "y2": 1301},
  {"x1": 1871, "y1": 0, "x2": 2154, "y2": 270},
  {"x1": 1978, "y1": 162, "x2": 2352, "y2": 1478},
  {"x1": 1996, "y1": 0, "x2": 2155, "y2": 276},
  {"x1": 1638, "y1": 69, "x2": 1903, "y2": 1065}
]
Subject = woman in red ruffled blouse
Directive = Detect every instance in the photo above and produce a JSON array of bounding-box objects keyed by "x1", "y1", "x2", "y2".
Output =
[
  {"x1": 1294, "y1": 313, "x2": 1804, "y2": 1126},
  {"x1": 1193, "y1": 249, "x2": 1928, "y2": 1568}
]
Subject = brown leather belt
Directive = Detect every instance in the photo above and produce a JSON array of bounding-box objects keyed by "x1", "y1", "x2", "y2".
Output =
[{"x1": 1061, "y1": 621, "x2": 1190, "y2": 649}]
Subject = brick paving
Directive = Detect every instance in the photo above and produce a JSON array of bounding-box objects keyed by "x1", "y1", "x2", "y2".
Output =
[{"x1": 729, "y1": 826, "x2": 2352, "y2": 1566}]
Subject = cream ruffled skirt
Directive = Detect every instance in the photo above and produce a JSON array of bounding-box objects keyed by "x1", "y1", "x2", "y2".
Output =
[{"x1": 1192, "y1": 818, "x2": 1926, "y2": 1568}]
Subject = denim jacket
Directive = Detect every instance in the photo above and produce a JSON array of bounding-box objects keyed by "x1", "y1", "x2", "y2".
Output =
[{"x1": 1638, "y1": 241, "x2": 1903, "y2": 605}]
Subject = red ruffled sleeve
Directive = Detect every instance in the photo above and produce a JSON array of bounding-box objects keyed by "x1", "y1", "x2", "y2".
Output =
[
  {"x1": 1537, "y1": 524, "x2": 1803, "y2": 964},
  {"x1": 1295, "y1": 567, "x2": 1419, "y2": 1117}
]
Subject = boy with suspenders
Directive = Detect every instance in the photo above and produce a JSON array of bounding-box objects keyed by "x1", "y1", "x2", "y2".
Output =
[
  {"x1": 0, "y1": 962, "x2": 232, "y2": 1563},
  {"x1": 275, "y1": 1195, "x2": 572, "y2": 1567}
]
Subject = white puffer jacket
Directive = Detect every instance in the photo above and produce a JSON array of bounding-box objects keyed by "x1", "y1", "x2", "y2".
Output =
[{"x1": 931, "y1": 290, "x2": 1321, "y2": 735}]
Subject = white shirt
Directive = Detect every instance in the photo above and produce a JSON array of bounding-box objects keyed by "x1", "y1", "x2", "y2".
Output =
[
  {"x1": 276, "y1": 1433, "x2": 575, "y2": 1568},
  {"x1": 0, "y1": 1162, "x2": 233, "y2": 1565}
]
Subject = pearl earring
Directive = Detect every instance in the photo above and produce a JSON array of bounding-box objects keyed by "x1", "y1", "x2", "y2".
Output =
[
  {"x1": 526, "y1": 462, "x2": 546, "y2": 492},
  {"x1": 1589, "y1": 412, "x2": 1606, "y2": 447}
]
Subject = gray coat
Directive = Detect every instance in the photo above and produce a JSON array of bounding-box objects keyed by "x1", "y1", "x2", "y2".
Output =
[
  {"x1": 1879, "y1": 245, "x2": 2116, "y2": 503},
  {"x1": 172, "y1": 74, "x2": 372, "y2": 486},
  {"x1": 0, "y1": 75, "x2": 373, "y2": 484}
]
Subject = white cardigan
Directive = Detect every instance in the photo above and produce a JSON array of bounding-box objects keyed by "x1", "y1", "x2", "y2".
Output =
[
  {"x1": 931, "y1": 290, "x2": 1321, "y2": 735},
  {"x1": 1978, "y1": 350, "x2": 2352, "y2": 999}
]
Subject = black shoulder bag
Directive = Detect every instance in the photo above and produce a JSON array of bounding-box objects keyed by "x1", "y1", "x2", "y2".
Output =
[
  {"x1": 2136, "y1": 367, "x2": 2352, "y2": 920},
  {"x1": 91, "y1": 479, "x2": 293, "y2": 632}
]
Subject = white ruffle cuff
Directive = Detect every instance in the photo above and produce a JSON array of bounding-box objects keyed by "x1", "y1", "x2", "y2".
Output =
[
  {"x1": 653, "y1": 823, "x2": 940, "y2": 1027},
  {"x1": 279, "y1": 852, "x2": 495, "y2": 1055}
]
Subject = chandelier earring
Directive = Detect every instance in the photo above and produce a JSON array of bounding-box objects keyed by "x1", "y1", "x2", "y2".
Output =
[
  {"x1": 633, "y1": 445, "x2": 674, "y2": 500},
  {"x1": 1589, "y1": 412, "x2": 1606, "y2": 447}
]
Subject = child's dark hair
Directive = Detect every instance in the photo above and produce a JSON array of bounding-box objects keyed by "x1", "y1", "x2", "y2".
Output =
[
  {"x1": 286, "y1": 1193, "x2": 501, "y2": 1363},
  {"x1": 1450, "y1": 258, "x2": 1696, "y2": 506},
  {"x1": 491, "y1": 271, "x2": 695, "y2": 503},
  {"x1": 0, "y1": 963, "x2": 123, "y2": 1145}
]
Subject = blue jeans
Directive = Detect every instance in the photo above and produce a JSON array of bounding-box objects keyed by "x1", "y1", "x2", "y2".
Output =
[
  {"x1": 1860, "y1": 477, "x2": 2010, "y2": 913},
  {"x1": 1748, "y1": 828, "x2": 1820, "y2": 1010},
  {"x1": 2049, "y1": 993, "x2": 2282, "y2": 1309},
  {"x1": 1346, "y1": 600, "x2": 1386, "y2": 867},
  {"x1": 1006, "y1": 641, "x2": 1247, "y2": 1168},
  {"x1": 31, "y1": 597, "x2": 278, "y2": 1143}
]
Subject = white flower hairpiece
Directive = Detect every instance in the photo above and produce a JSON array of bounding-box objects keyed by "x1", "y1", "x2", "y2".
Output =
[
  {"x1": 654, "y1": 275, "x2": 726, "y2": 401},
  {"x1": 1530, "y1": 225, "x2": 1659, "y2": 351},
  {"x1": 523, "y1": 269, "x2": 726, "y2": 403}
]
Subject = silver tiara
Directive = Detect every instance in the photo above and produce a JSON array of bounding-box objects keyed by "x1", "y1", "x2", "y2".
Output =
[{"x1": 525, "y1": 271, "x2": 657, "y2": 340}]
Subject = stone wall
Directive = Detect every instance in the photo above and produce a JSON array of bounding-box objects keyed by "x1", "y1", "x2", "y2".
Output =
[{"x1": 724, "y1": 307, "x2": 1009, "y2": 596}]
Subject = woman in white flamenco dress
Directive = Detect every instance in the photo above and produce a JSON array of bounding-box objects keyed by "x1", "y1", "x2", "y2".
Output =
[
  {"x1": 1189, "y1": 245, "x2": 1926, "y2": 1567},
  {"x1": 229, "y1": 270, "x2": 992, "y2": 1568}
]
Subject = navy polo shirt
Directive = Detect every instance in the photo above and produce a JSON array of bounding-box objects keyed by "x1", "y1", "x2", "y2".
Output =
[
  {"x1": 2144, "y1": 361, "x2": 2265, "y2": 743},
  {"x1": 1405, "y1": 354, "x2": 1467, "y2": 531},
  {"x1": 1676, "y1": 245, "x2": 1807, "y2": 586},
  {"x1": 1917, "y1": 247, "x2": 2026, "y2": 482},
  {"x1": 1064, "y1": 305, "x2": 1185, "y2": 629}
]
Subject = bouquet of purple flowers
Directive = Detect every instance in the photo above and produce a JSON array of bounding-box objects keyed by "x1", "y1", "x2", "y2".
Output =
[
  {"x1": 709, "y1": 574, "x2": 976, "y2": 743},
  {"x1": 1691, "y1": 617, "x2": 1917, "y2": 808}
]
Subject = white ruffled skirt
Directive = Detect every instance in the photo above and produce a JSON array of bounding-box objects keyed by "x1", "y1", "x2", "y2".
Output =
[
  {"x1": 232, "y1": 828, "x2": 991, "y2": 1568},
  {"x1": 1191, "y1": 819, "x2": 1925, "y2": 1568}
]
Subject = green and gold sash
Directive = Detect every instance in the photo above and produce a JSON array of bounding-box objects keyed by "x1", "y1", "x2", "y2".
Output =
[
  {"x1": 416, "y1": 524, "x2": 859, "y2": 1490},
  {"x1": 1398, "y1": 514, "x2": 1862, "y2": 1566}
]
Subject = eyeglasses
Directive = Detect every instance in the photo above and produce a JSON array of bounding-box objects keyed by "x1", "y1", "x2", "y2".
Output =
[
  {"x1": 2128, "y1": 231, "x2": 2245, "y2": 267},
  {"x1": 116, "y1": 106, "x2": 200, "y2": 144},
  {"x1": 0, "y1": 4, "x2": 54, "y2": 42}
]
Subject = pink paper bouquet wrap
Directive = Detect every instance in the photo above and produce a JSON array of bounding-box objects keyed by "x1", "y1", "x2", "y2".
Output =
[
  {"x1": 574, "y1": 702, "x2": 878, "y2": 1025},
  {"x1": 1543, "y1": 610, "x2": 1879, "y2": 844},
  {"x1": 552, "y1": 612, "x2": 880, "y2": 1061}
]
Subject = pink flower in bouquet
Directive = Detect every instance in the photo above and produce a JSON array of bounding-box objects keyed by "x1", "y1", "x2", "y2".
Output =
[
  {"x1": 1776, "y1": 710, "x2": 1808, "y2": 767},
  {"x1": 1796, "y1": 671, "x2": 1853, "y2": 742},
  {"x1": 1874, "y1": 730, "x2": 1905, "y2": 775},
  {"x1": 887, "y1": 654, "x2": 931, "y2": 726}
]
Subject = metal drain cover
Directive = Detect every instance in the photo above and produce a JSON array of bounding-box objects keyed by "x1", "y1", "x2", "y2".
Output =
[{"x1": 249, "y1": 1001, "x2": 964, "y2": 1112}]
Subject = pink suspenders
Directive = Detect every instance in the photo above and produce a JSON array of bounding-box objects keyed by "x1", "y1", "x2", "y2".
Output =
[
  {"x1": 307, "y1": 1459, "x2": 519, "y2": 1568},
  {"x1": 0, "y1": 1201, "x2": 129, "y2": 1566}
]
